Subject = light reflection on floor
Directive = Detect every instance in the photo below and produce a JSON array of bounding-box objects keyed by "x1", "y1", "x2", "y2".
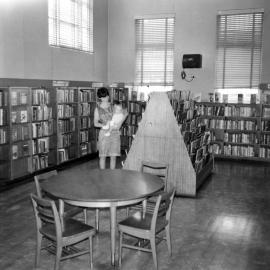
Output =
[{"x1": 211, "y1": 214, "x2": 255, "y2": 242}]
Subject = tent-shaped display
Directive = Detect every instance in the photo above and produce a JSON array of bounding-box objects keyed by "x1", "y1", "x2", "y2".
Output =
[{"x1": 123, "y1": 91, "x2": 211, "y2": 196}]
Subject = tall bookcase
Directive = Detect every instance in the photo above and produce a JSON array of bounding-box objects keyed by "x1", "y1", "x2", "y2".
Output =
[
  {"x1": 196, "y1": 101, "x2": 270, "y2": 161},
  {"x1": 123, "y1": 92, "x2": 212, "y2": 196},
  {"x1": 10, "y1": 87, "x2": 32, "y2": 179},
  {"x1": 78, "y1": 87, "x2": 97, "y2": 157},
  {"x1": 0, "y1": 88, "x2": 9, "y2": 181},
  {"x1": 168, "y1": 91, "x2": 214, "y2": 189},
  {"x1": 31, "y1": 88, "x2": 55, "y2": 172},
  {"x1": 55, "y1": 87, "x2": 78, "y2": 164},
  {"x1": 0, "y1": 85, "x2": 98, "y2": 185}
]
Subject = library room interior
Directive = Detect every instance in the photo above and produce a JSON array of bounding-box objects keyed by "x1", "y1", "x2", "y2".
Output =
[{"x1": 1, "y1": 0, "x2": 270, "y2": 270}]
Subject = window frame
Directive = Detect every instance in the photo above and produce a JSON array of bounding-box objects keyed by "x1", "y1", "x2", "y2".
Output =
[
  {"x1": 48, "y1": 0, "x2": 93, "y2": 54},
  {"x1": 215, "y1": 9, "x2": 264, "y2": 91},
  {"x1": 134, "y1": 15, "x2": 175, "y2": 88}
]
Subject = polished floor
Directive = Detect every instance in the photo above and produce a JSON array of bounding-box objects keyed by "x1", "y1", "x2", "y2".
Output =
[{"x1": 1, "y1": 158, "x2": 270, "y2": 270}]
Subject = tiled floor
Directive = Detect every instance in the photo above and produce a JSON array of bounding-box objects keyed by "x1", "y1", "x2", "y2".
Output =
[{"x1": 1, "y1": 158, "x2": 270, "y2": 270}]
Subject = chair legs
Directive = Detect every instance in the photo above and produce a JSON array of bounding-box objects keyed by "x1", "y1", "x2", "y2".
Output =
[
  {"x1": 165, "y1": 225, "x2": 172, "y2": 256},
  {"x1": 150, "y1": 236, "x2": 158, "y2": 269},
  {"x1": 84, "y1": 209, "x2": 88, "y2": 223},
  {"x1": 89, "y1": 236, "x2": 93, "y2": 269},
  {"x1": 35, "y1": 232, "x2": 42, "y2": 267},
  {"x1": 54, "y1": 243, "x2": 62, "y2": 270},
  {"x1": 95, "y1": 209, "x2": 99, "y2": 231},
  {"x1": 118, "y1": 231, "x2": 123, "y2": 266}
]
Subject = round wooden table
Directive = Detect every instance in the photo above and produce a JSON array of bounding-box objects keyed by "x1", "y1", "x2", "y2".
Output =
[{"x1": 41, "y1": 168, "x2": 163, "y2": 265}]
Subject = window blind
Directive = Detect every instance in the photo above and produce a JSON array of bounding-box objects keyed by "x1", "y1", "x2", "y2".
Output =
[
  {"x1": 135, "y1": 17, "x2": 175, "y2": 86},
  {"x1": 48, "y1": 0, "x2": 93, "y2": 53},
  {"x1": 215, "y1": 11, "x2": 263, "y2": 89}
]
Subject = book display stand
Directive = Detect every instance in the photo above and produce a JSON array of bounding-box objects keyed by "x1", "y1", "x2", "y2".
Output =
[{"x1": 123, "y1": 92, "x2": 212, "y2": 196}]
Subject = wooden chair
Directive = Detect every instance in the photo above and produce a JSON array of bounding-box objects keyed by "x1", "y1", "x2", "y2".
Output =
[
  {"x1": 118, "y1": 188, "x2": 176, "y2": 269},
  {"x1": 128, "y1": 161, "x2": 169, "y2": 214},
  {"x1": 34, "y1": 170, "x2": 87, "y2": 223},
  {"x1": 30, "y1": 193, "x2": 96, "y2": 270}
]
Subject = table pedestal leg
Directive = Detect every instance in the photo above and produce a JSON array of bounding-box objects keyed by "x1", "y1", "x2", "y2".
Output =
[{"x1": 110, "y1": 205, "x2": 117, "y2": 266}]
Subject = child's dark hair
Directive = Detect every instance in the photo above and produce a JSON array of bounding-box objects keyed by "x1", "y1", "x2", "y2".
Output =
[{"x1": 97, "y1": 87, "x2": 109, "y2": 98}]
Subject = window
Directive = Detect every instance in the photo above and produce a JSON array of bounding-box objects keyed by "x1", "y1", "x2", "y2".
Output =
[
  {"x1": 215, "y1": 10, "x2": 264, "y2": 103},
  {"x1": 48, "y1": 0, "x2": 93, "y2": 53},
  {"x1": 135, "y1": 16, "x2": 175, "y2": 95}
]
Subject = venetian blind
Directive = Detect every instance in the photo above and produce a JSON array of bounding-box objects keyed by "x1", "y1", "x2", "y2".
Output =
[
  {"x1": 135, "y1": 17, "x2": 175, "y2": 86},
  {"x1": 48, "y1": 0, "x2": 93, "y2": 53},
  {"x1": 215, "y1": 11, "x2": 263, "y2": 89}
]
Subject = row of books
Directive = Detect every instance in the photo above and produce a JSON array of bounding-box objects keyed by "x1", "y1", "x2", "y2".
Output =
[
  {"x1": 80, "y1": 141, "x2": 95, "y2": 156},
  {"x1": 11, "y1": 90, "x2": 28, "y2": 106},
  {"x1": 259, "y1": 147, "x2": 270, "y2": 158},
  {"x1": 32, "y1": 106, "x2": 52, "y2": 121},
  {"x1": 58, "y1": 104, "x2": 76, "y2": 118},
  {"x1": 209, "y1": 143, "x2": 222, "y2": 155},
  {"x1": 80, "y1": 103, "x2": 91, "y2": 116},
  {"x1": 12, "y1": 124, "x2": 30, "y2": 141},
  {"x1": 0, "y1": 90, "x2": 8, "y2": 107},
  {"x1": 58, "y1": 118, "x2": 76, "y2": 133},
  {"x1": 58, "y1": 147, "x2": 76, "y2": 162},
  {"x1": 126, "y1": 114, "x2": 142, "y2": 126},
  {"x1": 32, "y1": 89, "x2": 50, "y2": 105},
  {"x1": 32, "y1": 121, "x2": 53, "y2": 138},
  {"x1": 0, "y1": 128, "x2": 7, "y2": 144},
  {"x1": 58, "y1": 134, "x2": 74, "y2": 148},
  {"x1": 261, "y1": 121, "x2": 270, "y2": 131},
  {"x1": 223, "y1": 145, "x2": 255, "y2": 157},
  {"x1": 58, "y1": 148, "x2": 69, "y2": 163},
  {"x1": 112, "y1": 88, "x2": 128, "y2": 101},
  {"x1": 261, "y1": 134, "x2": 270, "y2": 145},
  {"x1": 79, "y1": 89, "x2": 96, "y2": 103},
  {"x1": 129, "y1": 102, "x2": 145, "y2": 113},
  {"x1": 198, "y1": 105, "x2": 257, "y2": 117},
  {"x1": 57, "y1": 89, "x2": 75, "y2": 103},
  {"x1": 263, "y1": 108, "x2": 270, "y2": 117},
  {"x1": 224, "y1": 132, "x2": 257, "y2": 144},
  {"x1": 0, "y1": 108, "x2": 7, "y2": 126},
  {"x1": 80, "y1": 117, "x2": 92, "y2": 129},
  {"x1": 11, "y1": 110, "x2": 28, "y2": 123},
  {"x1": 80, "y1": 130, "x2": 89, "y2": 143},
  {"x1": 32, "y1": 154, "x2": 49, "y2": 172},
  {"x1": 200, "y1": 118, "x2": 257, "y2": 131},
  {"x1": 12, "y1": 141, "x2": 30, "y2": 159},
  {"x1": 32, "y1": 138, "x2": 49, "y2": 154},
  {"x1": 121, "y1": 125, "x2": 138, "y2": 137}
]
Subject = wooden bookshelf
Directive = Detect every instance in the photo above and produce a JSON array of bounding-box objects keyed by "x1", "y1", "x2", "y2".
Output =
[
  {"x1": 55, "y1": 87, "x2": 78, "y2": 164},
  {"x1": 196, "y1": 101, "x2": 270, "y2": 161},
  {"x1": 31, "y1": 88, "x2": 55, "y2": 172},
  {"x1": 9, "y1": 87, "x2": 32, "y2": 179},
  {"x1": 0, "y1": 88, "x2": 10, "y2": 180},
  {"x1": 78, "y1": 87, "x2": 97, "y2": 157},
  {"x1": 0, "y1": 84, "x2": 99, "y2": 184},
  {"x1": 123, "y1": 92, "x2": 213, "y2": 197}
]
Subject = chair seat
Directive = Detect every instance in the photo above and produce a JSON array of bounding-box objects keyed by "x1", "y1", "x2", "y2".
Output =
[
  {"x1": 41, "y1": 218, "x2": 95, "y2": 240},
  {"x1": 119, "y1": 211, "x2": 168, "y2": 233}
]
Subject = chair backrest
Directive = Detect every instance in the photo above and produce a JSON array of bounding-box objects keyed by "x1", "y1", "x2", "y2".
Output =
[
  {"x1": 34, "y1": 170, "x2": 58, "y2": 198},
  {"x1": 30, "y1": 193, "x2": 62, "y2": 238},
  {"x1": 151, "y1": 188, "x2": 176, "y2": 232},
  {"x1": 141, "y1": 161, "x2": 169, "y2": 191}
]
